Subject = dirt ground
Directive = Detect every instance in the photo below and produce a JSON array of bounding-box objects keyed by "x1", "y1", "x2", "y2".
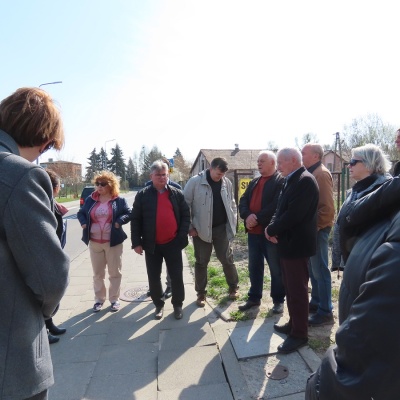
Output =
[{"x1": 207, "y1": 241, "x2": 342, "y2": 359}]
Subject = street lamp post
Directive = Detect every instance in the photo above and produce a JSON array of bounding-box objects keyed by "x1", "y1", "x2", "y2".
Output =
[
  {"x1": 39, "y1": 81, "x2": 63, "y2": 88},
  {"x1": 104, "y1": 139, "x2": 116, "y2": 170}
]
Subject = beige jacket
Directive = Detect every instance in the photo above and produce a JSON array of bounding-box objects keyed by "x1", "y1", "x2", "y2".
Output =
[{"x1": 183, "y1": 170, "x2": 237, "y2": 242}]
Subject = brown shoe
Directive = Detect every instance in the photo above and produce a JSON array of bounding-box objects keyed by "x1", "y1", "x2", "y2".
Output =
[{"x1": 196, "y1": 295, "x2": 206, "y2": 307}]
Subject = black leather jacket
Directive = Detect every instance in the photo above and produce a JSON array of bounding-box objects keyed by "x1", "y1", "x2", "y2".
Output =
[
  {"x1": 238, "y1": 171, "x2": 284, "y2": 230},
  {"x1": 130, "y1": 184, "x2": 190, "y2": 254},
  {"x1": 306, "y1": 190, "x2": 400, "y2": 399}
]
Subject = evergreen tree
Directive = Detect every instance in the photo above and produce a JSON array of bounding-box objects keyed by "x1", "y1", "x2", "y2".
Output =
[
  {"x1": 85, "y1": 148, "x2": 102, "y2": 182},
  {"x1": 107, "y1": 143, "x2": 126, "y2": 178},
  {"x1": 139, "y1": 146, "x2": 163, "y2": 184},
  {"x1": 126, "y1": 157, "x2": 139, "y2": 188},
  {"x1": 174, "y1": 148, "x2": 183, "y2": 158},
  {"x1": 99, "y1": 147, "x2": 107, "y2": 170}
]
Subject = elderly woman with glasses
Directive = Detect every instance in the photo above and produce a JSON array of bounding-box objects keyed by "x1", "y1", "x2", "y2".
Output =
[
  {"x1": 331, "y1": 143, "x2": 392, "y2": 271},
  {"x1": 77, "y1": 170, "x2": 131, "y2": 313}
]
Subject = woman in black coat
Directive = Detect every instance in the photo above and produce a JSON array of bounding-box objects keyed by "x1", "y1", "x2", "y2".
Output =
[{"x1": 306, "y1": 175, "x2": 400, "y2": 399}]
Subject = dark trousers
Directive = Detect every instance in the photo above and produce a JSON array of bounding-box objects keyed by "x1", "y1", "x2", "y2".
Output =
[
  {"x1": 280, "y1": 257, "x2": 309, "y2": 338},
  {"x1": 145, "y1": 237, "x2": 185, "y2": 308}
]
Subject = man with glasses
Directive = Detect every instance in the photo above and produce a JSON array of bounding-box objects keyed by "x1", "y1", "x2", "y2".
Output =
[{"x1": 131, "y1": 160, "x2": 190, "y2": 320}]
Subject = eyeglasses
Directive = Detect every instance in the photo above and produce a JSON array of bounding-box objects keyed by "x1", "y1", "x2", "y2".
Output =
[
  {"x1": 39, "y1": 140, "x2": 55, "y2": 154},
  {"x1": 95, "y1": 182, "x2": 108, "y2": 187},
  {"x1": 348, "y1": 159, "x2": 363, "y2": 167}
]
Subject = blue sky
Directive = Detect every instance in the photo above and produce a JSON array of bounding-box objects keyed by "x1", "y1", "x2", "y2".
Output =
[{"x1": 1, "y1": 1, "x2": 399, "y2": 170}]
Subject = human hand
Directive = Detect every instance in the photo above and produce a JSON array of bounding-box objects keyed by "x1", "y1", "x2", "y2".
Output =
[
  {"x1": 134, "y1": 245, "x2": 143, "y2": 255},
  {"x1": 246, "y1": 214, "x2": 258, "y2": 229},
  {"x1": 189, "y1": 228, "x2": 198, "y2": 237}
]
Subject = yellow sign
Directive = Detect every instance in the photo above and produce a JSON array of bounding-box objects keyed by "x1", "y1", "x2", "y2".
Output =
[{"x1": 238, "y1": 178, "x2": 252, "y2": 199}]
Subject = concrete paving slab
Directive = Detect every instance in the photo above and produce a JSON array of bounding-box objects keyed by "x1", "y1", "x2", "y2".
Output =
[
  {"x1": 106, "y1": 317, "x2": 160, "y2": 344},
  {"x1": 159, "y1": 321, "x2": 216, "y2": 351},
  {"x1": 212, "y1": 322, "x2": 253, "y2": 400},
  {"x1": 228, "y1": 320, "x2": 285, "y2": 359},
  {"x1": 92, "y1": 342, "x2": 158, "y2": 376},
  {"x1": 84, "y1": 372, "x2": 157, "y2": 400},
  {"x1": 157, "y1": 304, "x2": 211, "y2": 327},
  {"x1": 158, "y1": 382, "x2": 233, "y2": 400},
  {"x1": 49, "y1": 361, "x2": 96, "y2": 400},
  {"x1": 50, "y1": 334, "x2": 107, "y2": 364},
  {"x1": 239, "y1": 353, "x2": 310, "y2": 399},
  {"x1": 158, "y1": 346, "x2": 226, "y2": 391},
  {"x1": 58, "y1": 294, "x2": 85, "y2": 310},
  {"x1": 298, "y1": 346, "x2": 322, "y2": 373}
]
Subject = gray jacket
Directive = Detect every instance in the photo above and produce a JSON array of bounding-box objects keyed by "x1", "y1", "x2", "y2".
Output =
[
  {"x1": 183, "y1": 170, "x2": 237, "y2": 242},
  {"x1": 0, "y1": 130, "x2": 70, "y2": 399}
]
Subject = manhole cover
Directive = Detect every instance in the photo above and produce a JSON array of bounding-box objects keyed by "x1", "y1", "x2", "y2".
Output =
[
  {"x1": 120, "y1": 286, "x2": 152, "y2": 302},
  {"x1": 265, "y1": 365, "x2": 289, "y2": 380}
]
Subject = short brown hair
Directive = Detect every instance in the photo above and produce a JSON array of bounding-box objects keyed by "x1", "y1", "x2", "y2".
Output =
[
  {"x1": 92, "y1": 170, "x2": 120, "y2": 197},
  {"x1": 45, "y1": 168, "x2": 61, "y2": 189},
  {"x1": 210, "y1": 157, "x2": 228, "y2": 172},
  {"x1": 0, "y1": 87, "x2": 64, "y2": 149}
]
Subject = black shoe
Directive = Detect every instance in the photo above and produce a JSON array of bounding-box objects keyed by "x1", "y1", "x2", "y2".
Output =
[
  {"x1": 146, "y1": 290, "x2": 151, "y2": 297},
  {"x1": 330, "y1": 265, "x2": 344, "y2": 272},
  {"x1": 273, "y1": 322, "x2": 291, "y2": 335},
  {"x1": 272, "y1": 302, "x2": 284, "y2": 314},
  {"x1": 155, "y1": 307, "x2": 164, "y2": 320},
  {"x1": 309, "y1": 303, "x2": 318, "y2": 313},
  {"x1": 46, "y1": 321, "x2": 67, "y2": 335},
  {"x1": 308, "y1": 313, "x2": 334, "y2": 327},
  {"x1": 48, "y1": 333, "x2": 60, "y2": 344},
  {"x1": 163, "y1": 287, "x2": 172, "y2": 299},
  {"x1": 174, "y1": 306, "x2": 183, "y2": 320},
  {"x1": 277, "y1": 336, "x2": 308, "y2": 354},
  {"x1": 238, "y1": 300, "x2": 261, "y2": 311}
]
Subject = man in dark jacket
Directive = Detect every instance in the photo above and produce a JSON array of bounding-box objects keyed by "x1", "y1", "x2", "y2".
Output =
[
  {"x1": 306, "y1": 178, "x2": 400, "y2": 399},
  {"x1": 265, "y1": 148, "x2": 319, "y2": 354},
  {"x1": 131, "y1": 160, "x2": 190, "y2": 320},
  {"x1": 238, "y1": 150, "x2": 285, "y2": 313}
]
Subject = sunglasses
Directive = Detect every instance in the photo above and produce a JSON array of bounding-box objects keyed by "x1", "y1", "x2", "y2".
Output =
[
  {"x1": 95, "y1": 182, "x2": 108, "y2": 187},
  {"x1": 348, "y1": 159, "x2": 363, "y2": 167},
  {"x1": 39, "y1": 140, "x2": 55, "y2": 154}
]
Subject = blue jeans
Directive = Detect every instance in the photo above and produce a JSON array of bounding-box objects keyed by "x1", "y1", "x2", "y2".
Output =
[
  {"x1": 247, "y1": 233, "x2": 285, "y2": 304},
  {"x1": 309, "y1": 227, "x2": 333, "y2": 315}
]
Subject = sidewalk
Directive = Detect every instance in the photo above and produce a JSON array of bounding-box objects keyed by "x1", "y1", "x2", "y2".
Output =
[{"x1": 49, "y1": 240, "x2": 320, "y2": 400}]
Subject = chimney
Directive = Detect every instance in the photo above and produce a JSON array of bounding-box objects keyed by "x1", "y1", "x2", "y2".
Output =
[
  {"x1": 231, "y1": 144, "x2": 239, "y2": 156},
  {"x1": 48, "y1": 158, "x2": 54, "y2": 162}
]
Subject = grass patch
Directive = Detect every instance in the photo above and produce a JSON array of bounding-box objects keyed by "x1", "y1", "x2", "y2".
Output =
[
  {"x1": 230, "y1": 310, "x2": 249, "y2": 321},
  {"x1": 308, "y1": 337, "x2": 331, "y2": 353},
  {"x1": 331, "y1": 287, "x2": 340, "y2": 302}
]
